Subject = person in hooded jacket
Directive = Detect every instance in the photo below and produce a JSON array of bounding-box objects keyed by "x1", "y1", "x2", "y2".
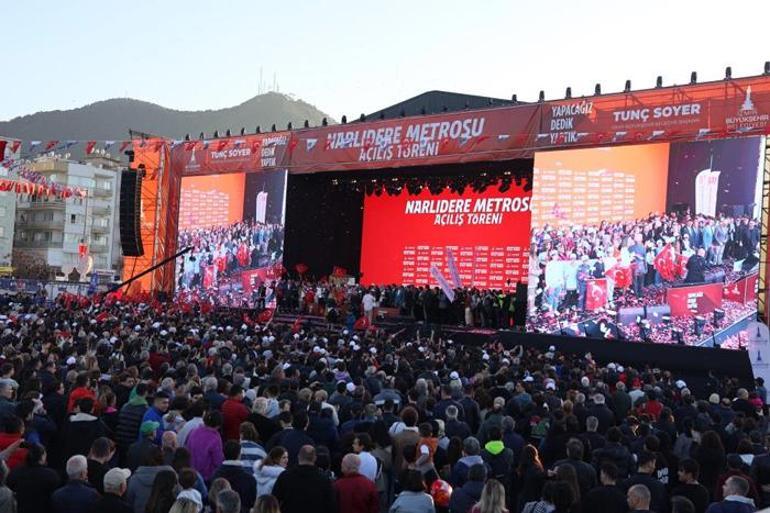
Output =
[
  {"x1": 481, "y1": 426, "x2": 513, "y2": 491},
  {"x1": 449, "y1": 463, "x2": 486, "y2": 513},
  {"x1": 125, "y1": 446, "x2": 176, "y2": 513},
  {"x1": 255, "y1": 446, "x2": 287, "y2": 497}
]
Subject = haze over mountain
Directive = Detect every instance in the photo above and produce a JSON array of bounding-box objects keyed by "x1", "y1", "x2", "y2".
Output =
[{"x1": 0, "y1": 93, "x2": 333, "y2": 144}]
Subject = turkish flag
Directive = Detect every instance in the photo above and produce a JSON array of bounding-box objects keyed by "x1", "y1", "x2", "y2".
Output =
[
  {"x1": 44, "y1": 140, "x2": 59, "y2": 152},
  {"x1": 202, "y1": 265, "x2": 215, "y2": 288},
  {"x1": 0, "y1": 141, "x2": 7, "y2": 160},
  {"x1": 606, "y1": 265, "x2": 632, "y2": 288},
  {"x1": 9, "y1": 141, "x2": 21, "y2": 154},
  {"x1": 236, "y1": 243, "x2": 250, "y2": 267},
  {"x1": 585, "y1": 278, "x2": 608, "y2": 311},
  {"x1": 292, "y1": 316, "x2": 303, "y2": 333},
  {"x1": 85, "y1": 141, "x2": 97, "y2": 155},
  {"x1": 354, "y1": 315, "x2": 371, "y2": 331},
  {"x1": 257, "y1": 309, "x2": 274, "y2": 324},
  {"x1": 653, "y1": 244, "x2": 677, "y2": 282},
  {"x1": 675, "y1": 254, "x2": 689, "y2": 279}
]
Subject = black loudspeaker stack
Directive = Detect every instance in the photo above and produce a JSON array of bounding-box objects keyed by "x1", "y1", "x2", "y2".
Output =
[{"x1": 119, "y1": 169, "x2": 144, "y2": 257}]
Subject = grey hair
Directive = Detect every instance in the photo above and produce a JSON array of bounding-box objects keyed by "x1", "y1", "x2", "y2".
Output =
[
  {"x1": 66, "y1": 455, "x2": 88, "y2": 480},
  {"x1": 217, "y1": 490, "x2": 241, "y2": 513}
]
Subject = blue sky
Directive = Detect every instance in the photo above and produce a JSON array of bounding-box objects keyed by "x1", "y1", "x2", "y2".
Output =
[{"x1": 2, "y1": 0, "x2": 769, "y2": 122}]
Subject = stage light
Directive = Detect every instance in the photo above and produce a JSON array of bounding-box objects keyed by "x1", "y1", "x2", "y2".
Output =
[
  {"x1": 538, "y1": 90, "x2": 545, "y2": 102},
  {"x1": 442, "y1": 105, "x2": 448, "y2": 112},
  {"x1": 322, "y1": 118, "x2": 328, "y2": 127},
  {"x1": 359, "y1": 114, "x2": 366, "y2": 122},
  {"x1": 693, "y1": 315, "x2": 706, "y2": 336},
  {"x1": 287, "y1": 122, "x2": 292, "y2": 130},
  {"x1": 656, "y1": 76, "x2": 663, "y2": 88},
  {"x1": 624, "y1": 80, "x2": 631, "y2": 93},
  {"x1": 199, "y1": 132, "x2": 204, "y2": 140},
  {"x1": 240, "y1": 128, "x2": 245, "y2": 136},
  {"x1": 713, "y1": 308, "x2": 725, "y2": 327},
  {"x1": 672, "y1": 327, "x2": 684, "y2": 345},
  {"x1": 464, "y1": 102, "x2": 469, "y2": 109},
  {"x1": 511, "y1": 94, "x2": 517, "y2": 103},
  {"x1": 304, "y1": 120, "x2": 309, "y2": 128},
  {"x1": 594, "y1": 84, "x2": 601, "y2": 95},
  {"x1": 565, "y1": 87, "x2": 572, "y2": 99},
  {"x1": 341, "y1": 115, "x2": 347, "y2": 124},
  {"x1": 765, "y1": 61, "x2": 770, "y2": 75},
  {"x1": 725, "y1": 67, "x2": 732, "y2": 80},
  {"x1": 271, "y1": 124, "x2": 277, "y2": 132},
  {"x1": 420, "y1": 107, "x2": 426, "y2": 115},
  {"x1": 213, "y1": 130, "x2": 219, "y2": 138},
  {"x1": 379, "y1": 113, "x2": 386, "y2": 119},
  {"x1": 690, "y1": 71, "x2": 697, "y2": 84},
  {"x1": 400, "y1": 109, "x2": 406, "y2": 117},
  {"x1": 226, "y1": 129, "x2": 231, "y2": 137},
  {"x1": 184, "y1": 134, "x2": 190, "y2": 141}
]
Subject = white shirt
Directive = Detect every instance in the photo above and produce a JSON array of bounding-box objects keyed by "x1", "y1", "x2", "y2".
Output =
[
  {"x1": 362, "y1": 293, "x2": 376, "y2": 311},
  {"x1": 358, "y1": 451, "x2": 378, "y2": 482}
]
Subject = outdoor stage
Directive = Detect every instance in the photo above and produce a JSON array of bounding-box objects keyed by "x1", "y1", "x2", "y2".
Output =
[{"x1": 119, "y1": 73, "x2": 770, "y2": 378}]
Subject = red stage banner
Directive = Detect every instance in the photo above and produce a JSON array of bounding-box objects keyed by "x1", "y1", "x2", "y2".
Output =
[
  {"x1": 666, "y1": 282, "x2": 724, "y2": 316},
  {"x1": 172, "y1": 133, "x2": 291, "y2": 176},
  {"x1": 288, "y1": 76, "x2": 770, "y2": 173},
  {"x1": 723, "y1": 273, "x2": 759, "y2": 304},
  {"x1": 240, "y1": 266, "x2": 281, "y2": 294}
]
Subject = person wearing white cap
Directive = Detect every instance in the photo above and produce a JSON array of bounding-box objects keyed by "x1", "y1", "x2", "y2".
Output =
[{"x1": 91, "y1": 467, "x2": 133, "y2": 513}]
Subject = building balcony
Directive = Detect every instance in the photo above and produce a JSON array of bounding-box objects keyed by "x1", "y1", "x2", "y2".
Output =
[
  {"x1": 91, "y1": 205, "x2": 111, "y2": 215},
  {"x1": 91, "y1": 224, "x2": 110, "y2": 234},
  {"x1": 14, "y1": 240, "x2": 61, "y2": 249},
  {"x1": 15, "y1": 219, "x2": 64, "y2": 231},
  {"x1": 17, "y1": 199, "x2": 65, "y2": 210},
  {"x1": 89, "y1": 243, "x2": 108, "y2": 253},
  {"x1": 29, "y1": 161, "x2": 68, "y2": 173},
  {"x1": 92, "y1": 187, "x2": 112, "y2": 198}
]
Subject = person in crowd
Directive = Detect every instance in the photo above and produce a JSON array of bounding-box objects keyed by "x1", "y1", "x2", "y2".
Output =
[
  {"x1": 144, "y1": 470, "x2": 179, "y2": 513},
  {"x1": 89, "y1": 467, "x2": 133, "y2": 513},
  {"x1": 222, "y1": 386, "x2": 250, "y2": 442},
  {"x1": 255, "y1": 446, "x2": 287, "y2": 498},
  {"x1": 125, "y1": 447, "x2": 175, "y2": 513},
  {"x1": 471, "y1": 478, "x2": 508, "y2": 513},
  {"x1": 583, "y1": 462, "x2": 627, "y2": 513},
  {"x1": 448, "y1": 463, "x2": 486, "y2": 513},
  {"x1": 187, "y1": 410, "x2": 225, "y2": 481},
  {"x1": 52, "y1": 455, "x2": 101, "y2": 513},
  {"x1": 216, "y1": 489, "x2": 242, "y2": 513},
  {"x1": 239, "y1": 422, "x2": 266, "y2": 474},
  {"x1": 211, "y1": 441, "x2": 256, "y2": 513},
  {"x1": 334, "y1": 453, "x2": 379, "y2": 513},
  {"x1": 705, "y1": 476, "x2": 756, "y2": 513},
  {"x1": 251, "y1": 494, "x2": 280, "y2": 513},
  {"x1": 272, "y1": 445, "x2": 335, "y2": 513},
  {"x1": 627, "y1": 484, "x2": 653, "y2": 513},
  {"x1": 207, "y1": 479, "x2": 232, "y2": 513},
  {"x1": 390, "y1": 469, "x2": 435, "y2": 513},
  {"x1": 127, "y1": 420, "x2": 160, "y2": 471},
  {"x1": 6, "y1": 444, "x2": 60, "y2": 513},
  {"x1": 87, "y1": 437, "x2": 116, "y2": 494},
  {"x1": 623, "y1": 451, "x2": 669, "y2": 513},
  {"x1": 451, "y1": 437, "x2": 485, "y2": 487}
]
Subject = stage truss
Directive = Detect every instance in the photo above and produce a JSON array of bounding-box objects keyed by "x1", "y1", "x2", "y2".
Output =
[{"x1": 759, "y1": 137, "x2": 770, "y2": 323}]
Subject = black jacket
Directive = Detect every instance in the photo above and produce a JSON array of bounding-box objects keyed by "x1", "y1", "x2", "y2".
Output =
[
  {"x1": 88, "y1": 492, "x2": 133, "y2": 513},
  {"x1": 553, "y1": 457, "x2": 597, "y2": 497},
  {"x1": 593, "y1": 442, "x2": 635, "y2": 478},
  {"x1": 273, "y1": 464, "x2": 336, "y2": 513},
  {"x1": 211, "y1": 463, "x2": 257, "y2": 513},
  {"x1": 449, "y1": 480, "x2": 484, "y2": 513},
  {"x1": 583, "y1": 484, "x2": 627, "y2": 513},
  {"x1": 116, "y1": 402, "x2": 148, "y2": 451},
  {"x1": 7, "y1": 463, "x2": 61, "y2": 513},
  {"x1": 51, "y1": 479, "x2": 100, "y2": 513}
]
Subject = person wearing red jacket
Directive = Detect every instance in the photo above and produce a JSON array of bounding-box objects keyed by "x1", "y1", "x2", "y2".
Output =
[
  {"x1": 222, "y1": 385, "x2": 249, "y2": 441},
  {"x1": 66, "y1": 373, "x2": 96, "y2": 414},
  {"x1": 333, "y1": 453, "x2": 379, "y2": 513}
]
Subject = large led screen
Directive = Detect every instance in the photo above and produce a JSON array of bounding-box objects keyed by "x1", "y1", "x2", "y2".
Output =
[
  {"x1": 360, "y1": 178, "x2": 532, "y2": 290},
  {"x1": 175, "y1": 169, "x2": 287, "y2": 307},
  {"x1": 529, "y1": 137, "x2": 764, "y2": 346}
]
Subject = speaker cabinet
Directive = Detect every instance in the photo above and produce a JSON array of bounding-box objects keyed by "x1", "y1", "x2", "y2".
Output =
[{"x1": 119, "y1": 169, "x2": 143, "y2": 257}]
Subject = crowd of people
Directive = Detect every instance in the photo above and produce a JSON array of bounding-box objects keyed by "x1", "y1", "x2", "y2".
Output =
[
  {"x1": 530, "y1": 212, "x2": 759, "y2": 312},
  {"x1": 0, "y1": 288, "x2": 765, "y2": 513},
  {"x1": 177, "y1": 220, "x2": 284, "y2": 302}
]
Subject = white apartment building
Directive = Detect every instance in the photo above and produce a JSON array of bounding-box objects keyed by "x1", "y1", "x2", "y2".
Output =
[
  {"x1": 0, "y1": 137, "x2": 21, "y2": 269},
  {"x1": 13, "y1": 154, "x2": 123, "y2": 280}
]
